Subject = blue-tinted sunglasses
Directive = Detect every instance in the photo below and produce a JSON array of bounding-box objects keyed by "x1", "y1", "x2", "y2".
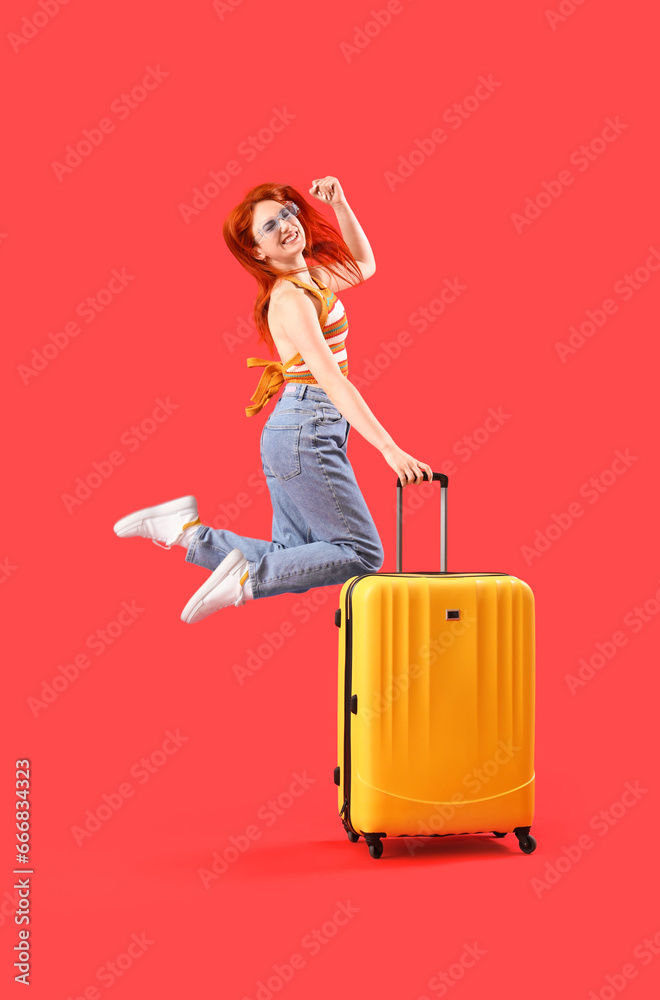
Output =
[{"x1": 254, "y1": 201, "x2": 300, "y2": 243}]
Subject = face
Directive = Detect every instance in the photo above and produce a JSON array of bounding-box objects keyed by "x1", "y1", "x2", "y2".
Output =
[{"x1": 252, "y1": 199, "x2": 305, "y2": 266}]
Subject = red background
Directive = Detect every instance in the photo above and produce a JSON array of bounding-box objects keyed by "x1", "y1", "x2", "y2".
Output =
[{"x1": 2, "y1": 0, "x2": 659, "y2": 997}]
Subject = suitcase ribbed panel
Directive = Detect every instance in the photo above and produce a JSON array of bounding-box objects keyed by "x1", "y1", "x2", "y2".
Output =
[
  {"x1": 341, "y1": 574, "x2": 535, "y2": 836},
  {"x1": 475, "y1": 577, "x2": 533, "y2": 767}
]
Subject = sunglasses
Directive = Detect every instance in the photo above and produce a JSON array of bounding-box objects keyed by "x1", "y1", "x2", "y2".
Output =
[{"x1": 254, "y1": 201, "x2": 300, "y2": 243}]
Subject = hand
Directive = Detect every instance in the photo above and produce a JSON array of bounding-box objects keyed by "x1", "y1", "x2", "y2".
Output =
[
  {"x1": 381, "y1": 442, "x2": 434, "y2": 487},
  {"x1": 309, "y1": 176, "x2": 345, "y2": 207}
]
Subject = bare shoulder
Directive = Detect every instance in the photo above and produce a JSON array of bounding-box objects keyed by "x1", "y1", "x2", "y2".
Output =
[
  {"x1": 267, "y1": 279, "x2": 311, "y2": 348},
  {"x1": 269, "y1": 277, "x2": 305, "y2": 317},
  {"x1": 270, "y1": 276, "x2": 301, "y2": 300},
  {"x1": 309, "y1": 261, "x2": 375, "y2": 294}
]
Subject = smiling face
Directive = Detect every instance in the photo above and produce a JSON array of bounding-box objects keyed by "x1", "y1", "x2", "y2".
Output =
[{"x1": 252, "y1": 199, "x2": 306, "y2": 267}]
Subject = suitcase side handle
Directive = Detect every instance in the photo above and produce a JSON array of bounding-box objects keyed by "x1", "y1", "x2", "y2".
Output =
[{"x1": 395, "y1": 472, "x2": 448, "y2": 573}]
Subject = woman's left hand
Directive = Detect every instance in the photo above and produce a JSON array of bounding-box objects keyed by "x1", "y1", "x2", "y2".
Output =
[{"x1": 309, "y1": 176, "x2": 345, "y2": 207}]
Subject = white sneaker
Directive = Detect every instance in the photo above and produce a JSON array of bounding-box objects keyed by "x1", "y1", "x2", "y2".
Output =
[
  {"x1": 113, "y1": 495, "x2": 200, "y2": 549},
  {"x1": 181, "y1": 549, "x2": 251, "y2": 624}
]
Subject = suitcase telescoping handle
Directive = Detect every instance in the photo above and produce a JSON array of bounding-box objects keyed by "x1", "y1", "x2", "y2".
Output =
[{"x1": 395, "y1": 472, "x2": 448, "y2": 573}]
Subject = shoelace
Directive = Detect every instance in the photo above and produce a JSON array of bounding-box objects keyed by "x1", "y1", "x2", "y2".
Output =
[{"x1": 151, "y1": 515, "x2": 201, "y2": 549}]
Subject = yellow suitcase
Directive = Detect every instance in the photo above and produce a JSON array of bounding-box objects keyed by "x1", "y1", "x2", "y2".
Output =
[{"x1": 334, "y1": 473, "x2": 536, "y2": 859}]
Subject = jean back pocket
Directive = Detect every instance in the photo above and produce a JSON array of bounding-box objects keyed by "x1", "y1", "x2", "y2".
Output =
[{"x1": 261, "y1": 424, "x2": 302, "y2": 480}]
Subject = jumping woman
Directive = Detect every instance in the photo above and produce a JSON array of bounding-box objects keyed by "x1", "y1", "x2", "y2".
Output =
[{"x1": 113, "y1": 176, "x2": 432, "y2": 623}]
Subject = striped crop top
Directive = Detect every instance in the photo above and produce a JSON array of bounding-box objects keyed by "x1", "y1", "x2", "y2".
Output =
[{"x1": 245, "y1": 274, "x2": 349, "y2": 417}]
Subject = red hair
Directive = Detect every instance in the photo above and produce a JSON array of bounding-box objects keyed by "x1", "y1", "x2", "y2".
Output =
[{"x1": 222, "y1": 182, "x2": 364, "y2": 354}]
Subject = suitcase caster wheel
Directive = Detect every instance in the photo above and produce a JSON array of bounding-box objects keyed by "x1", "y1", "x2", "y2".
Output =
[
  {"x1": 347, "y1": 831, "x2": 360, "y2": 843},
  {"x1": 368, "y1": 841, "x2": 383, "y2": 859},
  {"x1": 518, "y1": 835, "x2": 537, "y2": 854},
  {"x1": 492, "y1": 831, "x2": 507, "y2": 838}
]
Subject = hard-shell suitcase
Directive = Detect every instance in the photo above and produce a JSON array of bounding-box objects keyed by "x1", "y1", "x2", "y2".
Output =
[{"x1": 334, "y1": 472, "x2": 536, "y2": 859}]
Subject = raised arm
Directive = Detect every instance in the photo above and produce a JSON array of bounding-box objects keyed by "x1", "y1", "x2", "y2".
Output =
[
  {"x1": 309, "y1": 177, "x2": 376, "y2": 289},
  {"x1": 274, "y1": 288, "x2": 433, "y2": 486}
]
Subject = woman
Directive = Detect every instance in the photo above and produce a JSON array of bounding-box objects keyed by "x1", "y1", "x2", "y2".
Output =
[{"x1": 113, "y1": 177, "x2": 432, "y2": 623}]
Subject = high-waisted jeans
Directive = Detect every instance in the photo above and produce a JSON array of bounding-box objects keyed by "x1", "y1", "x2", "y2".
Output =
[{"x1": 185, "y1": 383, "x2": 384, "y2": 598}]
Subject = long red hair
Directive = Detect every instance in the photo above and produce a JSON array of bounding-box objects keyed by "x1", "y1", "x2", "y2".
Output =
[{"x1": 222, "y1": 182, "x2": 364, "y2": 354}]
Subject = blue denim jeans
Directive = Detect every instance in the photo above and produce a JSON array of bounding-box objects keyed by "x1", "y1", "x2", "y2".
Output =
[{"x1": 185, "y1": 383, "x2": 384, "y2": 598}]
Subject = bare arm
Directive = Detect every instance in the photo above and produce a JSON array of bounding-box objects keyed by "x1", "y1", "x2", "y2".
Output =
[
  {"x1": 321, "y1": 376, "x2": 392, "y2": 450},
  {"x1": 331, "y1": 200, "x2": 376, "y2": 276},
  {"x1": 275, "y1": 290, "x2": 433, "y2": 485},
  {"x1": 309, "y1": 178, "x2": 376, "y2": 283}
]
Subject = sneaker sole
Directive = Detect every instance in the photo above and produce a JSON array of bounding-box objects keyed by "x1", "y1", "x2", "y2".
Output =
[
  {"x1": 181, "y1": 548, "x2": 246, "y2": 624},
  {"x1": 113, "y1": 495, "x2": 197, "y2": 537}
]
